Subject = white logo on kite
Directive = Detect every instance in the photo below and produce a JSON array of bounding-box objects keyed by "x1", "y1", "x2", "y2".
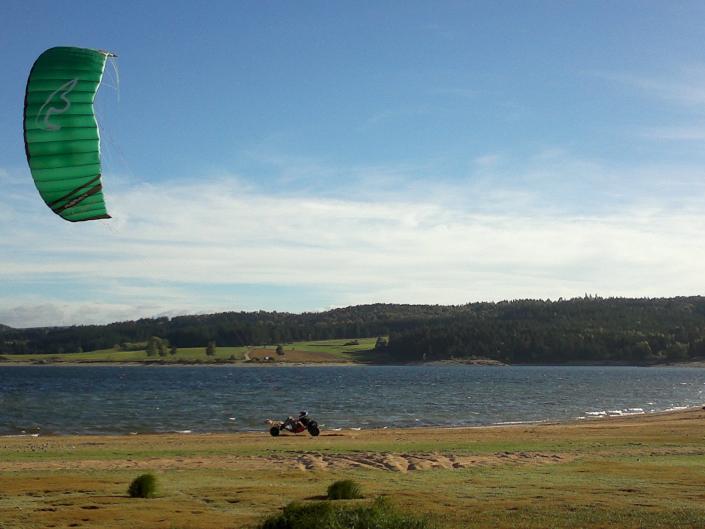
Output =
[{"x1": 36, "y1": 78, "x2": 78, "y2": 131}]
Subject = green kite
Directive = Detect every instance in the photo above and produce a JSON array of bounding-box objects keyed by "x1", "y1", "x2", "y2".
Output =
[{"x1": 23, "y1": 46, "x2": 115, "y2": 222}]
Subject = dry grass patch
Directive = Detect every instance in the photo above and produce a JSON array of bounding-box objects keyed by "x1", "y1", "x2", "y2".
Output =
[{"x1": 1, "y1": 409, "x2": 704, "y2": 529}]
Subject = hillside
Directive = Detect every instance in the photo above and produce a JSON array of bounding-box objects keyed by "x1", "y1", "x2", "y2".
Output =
[
  {"x1": 0, "y1": 304, "x2": 456, "y2": 357},
  {"x1": 2, "y1": 297, "x2": 705, "y2": 364}
]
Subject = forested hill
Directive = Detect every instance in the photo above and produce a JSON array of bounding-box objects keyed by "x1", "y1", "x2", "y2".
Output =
[
  {"x1": 384, "y1": 297, "x2": 705, "y2": 364},
  {"x1": 0, "y1": 304, "x2": 457, "y2": 356},
  {"x1": 2, "y1": 297, "x2": 705, "y2": 364}
]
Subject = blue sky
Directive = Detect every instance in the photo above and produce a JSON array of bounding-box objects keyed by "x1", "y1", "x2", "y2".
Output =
[{"x1": 2, "y1": 1, "x2": 705, "y2": 327}]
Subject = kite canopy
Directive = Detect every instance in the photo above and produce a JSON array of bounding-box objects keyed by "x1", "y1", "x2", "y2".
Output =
[{"x1": 23, "y1": 46, "x2": 114, "y2": 222}]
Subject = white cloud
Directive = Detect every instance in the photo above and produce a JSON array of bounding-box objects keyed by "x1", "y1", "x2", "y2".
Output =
[
  {"x1": 2, "y1": 152, "x2": 705, "y2": 327},
  {"x1": 0, "y1": 302, "x2": 176, "y2": 329}
]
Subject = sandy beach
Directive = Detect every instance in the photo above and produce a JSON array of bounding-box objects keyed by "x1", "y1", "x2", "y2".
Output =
[{"x1": 1, "y1": 407, "x2": 704, "y2": 528}]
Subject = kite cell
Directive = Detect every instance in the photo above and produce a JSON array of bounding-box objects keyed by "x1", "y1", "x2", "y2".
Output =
[{"x1": 23, "y1": 46, "x2": 115, "y2": 222}]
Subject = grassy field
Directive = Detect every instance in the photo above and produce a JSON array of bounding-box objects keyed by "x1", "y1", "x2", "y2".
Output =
[
  {"x1": 1, "y1": 409, "x2": 704, "y2": 528},
  {"x1": 1, "y1": 337, "x2": 380, "y2": 365}
]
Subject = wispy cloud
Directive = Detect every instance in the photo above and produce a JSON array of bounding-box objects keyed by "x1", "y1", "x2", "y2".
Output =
[
  {"x1": 473, "y1": 153, "x2": 501, "y2": 168},
  {"x1": 433, "y1": 87, "x2": 478, "y2": 99},
  {"x1": 361, "y1": 107, "x2": 434, "y2": 129},
  {"x1": 590, "y1": 66, "x2": 705, "y2": 149},
  {"x1": 640, "y1": 125, "x2": 705, "y2": 142},
  {"x1": 593, "y1": 66, "x2": 705, "y2": 108}
]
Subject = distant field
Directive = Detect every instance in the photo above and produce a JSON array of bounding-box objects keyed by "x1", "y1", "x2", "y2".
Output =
[{"x1": 1, "y1": 337, "x2": 380, "y2": 365}]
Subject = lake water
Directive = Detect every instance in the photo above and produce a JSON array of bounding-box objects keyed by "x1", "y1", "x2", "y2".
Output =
[{"x1": 0, "y1": 365, "x2": 703, "y2": 435}]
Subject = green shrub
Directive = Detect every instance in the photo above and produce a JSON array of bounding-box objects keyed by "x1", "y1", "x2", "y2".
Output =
[
  {"x1": 262, "y1": 501, "x2": 333, "y2": 529},
  {"x1": 327, "y1": 479, "x2": 363, "y2": 500},
  {"x1": 128, "y1": 473, "x2": 157, "y2": 498},
  {"x1": 260, "y1": 497, "x2": 434, "y2": 529}
]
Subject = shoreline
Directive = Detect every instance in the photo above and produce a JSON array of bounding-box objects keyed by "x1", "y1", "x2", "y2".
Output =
[
  {"x1": 3, "y1": 405, "x2": 702, "y2": 439},
  {"x1": 2, "y1": 359, "x2": 705, "y2": 368}
]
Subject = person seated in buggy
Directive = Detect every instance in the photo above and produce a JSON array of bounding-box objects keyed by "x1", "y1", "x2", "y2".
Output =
[
  {"x1": 269, "y1": 410, "x2": 319, "y2": 436},
  {"x1": 282, "y1": 411, "x2": 310, "y2": 433}
]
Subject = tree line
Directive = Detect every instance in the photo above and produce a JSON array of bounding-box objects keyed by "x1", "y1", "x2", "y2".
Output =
[
  {"x1": 380, "y1": 297, "x2": 705, "y2": 364},
  {"x1": 0, "y1": 304, "x2": 450, "y2": 356},
  {"x1": 2, "y1": 297, "x2": 705, "y2": 364}
]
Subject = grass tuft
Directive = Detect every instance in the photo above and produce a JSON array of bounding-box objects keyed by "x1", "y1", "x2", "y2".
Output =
[
  {"x1": 128, "y1": 473, "x2": 157, "y2": 498},
  {"x1": 327, "y1": 479, "x2": 363, "y2": 500},
  {"x1": 260, "y1": 497, "x2": 434, "y2": 529}
]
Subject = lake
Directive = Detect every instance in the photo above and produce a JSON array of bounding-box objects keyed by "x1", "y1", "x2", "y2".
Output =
[{"x1": 0, "y1": 365, "x2": 703, "y2": 435}]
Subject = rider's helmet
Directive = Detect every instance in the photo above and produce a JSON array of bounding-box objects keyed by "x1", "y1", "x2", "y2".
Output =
[{"x1": 299, "y1": 410, "x2": 308, "y2": 417}]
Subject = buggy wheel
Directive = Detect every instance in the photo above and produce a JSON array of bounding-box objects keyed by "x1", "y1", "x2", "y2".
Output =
[
  {"x1": 270, "y1": 426, "x2": 280, "y2": 437},
  {"x1": 307, "y1": 421, "x2": 320, "y2": 436}
]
